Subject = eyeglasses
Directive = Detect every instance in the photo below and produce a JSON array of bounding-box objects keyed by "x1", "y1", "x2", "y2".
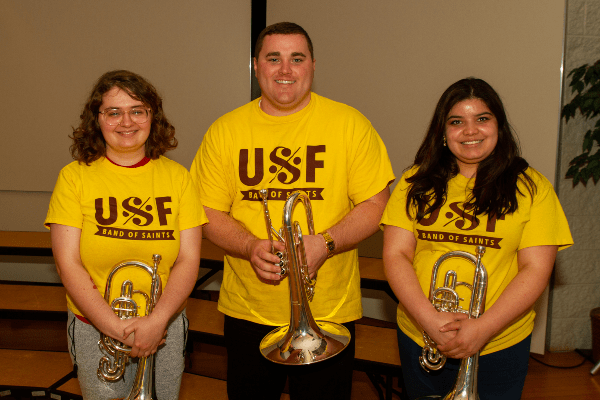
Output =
[{"x1": 99, "y1": 107, "x2": 151, "y2": 126}]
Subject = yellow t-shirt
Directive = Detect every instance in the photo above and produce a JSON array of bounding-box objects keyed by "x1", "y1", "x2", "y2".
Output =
[
  {"x1": 45, "y1": 157, "x2": 208, "y2": 316},
  {"x1": 191, "y1": 93, "x2": 395, "y2": 326},
  {"x1": 380, "y1": 166, "x2": 573, "y2": 355}
]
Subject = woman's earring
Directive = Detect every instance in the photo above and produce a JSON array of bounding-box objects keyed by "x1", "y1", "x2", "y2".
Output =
[{"x1": 443, "y1": 136, "x2": 447, "y2": 147}]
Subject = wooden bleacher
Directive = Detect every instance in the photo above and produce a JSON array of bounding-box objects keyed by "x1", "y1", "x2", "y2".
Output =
[
  {"x1": 0, "y1": 231, "x2": 402, "y2": 400},
  {"x1": 0, "y1": 348, "x2": 231, "y2": 399},
  {"x1": 0, "y1": 348, "x2": 79, "y2": 399},
  {"x1": 0, "y1": 230, "x2": 393, "y2": 299}
]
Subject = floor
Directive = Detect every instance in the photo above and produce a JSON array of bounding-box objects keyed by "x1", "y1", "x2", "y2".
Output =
[
  {"x1": 187, "y1": 346, "x2": 600, "y2": 399},
  {"x1": 3, "y1": 346, "x2": 600, "y2": 399}
]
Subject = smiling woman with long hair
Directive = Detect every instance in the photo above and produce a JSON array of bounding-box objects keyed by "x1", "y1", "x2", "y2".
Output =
[{"x1": 381, "y1": 78, "x2": 572, "y2": 400}]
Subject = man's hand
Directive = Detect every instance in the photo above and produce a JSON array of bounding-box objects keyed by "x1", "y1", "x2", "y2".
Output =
[
  {"x1": 246, "y1": 238, "x2": 287, "y2": 283},
  {"x1": 301, "y1": 234, "x2": 329, "y2": 278}
]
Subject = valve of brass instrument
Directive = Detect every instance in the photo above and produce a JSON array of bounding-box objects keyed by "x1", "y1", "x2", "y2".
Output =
[{"x1": 260, "y1": 189, "x2": 288, "y2": 277}]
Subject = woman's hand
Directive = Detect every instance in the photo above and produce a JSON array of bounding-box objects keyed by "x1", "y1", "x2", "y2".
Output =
[
  {"x1": 434, "y1": 245, "x2": 559, "y2": 359},
  {"x1": 421, "y1": 310, "x2": 468, "y2": 348},
  {"x1": 122, "y1": 315, "x2": 168, "y2": 358},
  {"x1": 50, "y1": 224, "x2": 150, "y2": 345},
  {"x1": 436, "y1": 318, "x2": 494, "y2": 359}
]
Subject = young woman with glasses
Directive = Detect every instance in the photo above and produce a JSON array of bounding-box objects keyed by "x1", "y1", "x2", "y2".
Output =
[{"x1": 45, "y1": 70, "x2": 207, "y2": 400}]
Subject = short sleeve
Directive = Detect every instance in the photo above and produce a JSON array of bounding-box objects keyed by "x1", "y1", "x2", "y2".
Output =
[
  {"x1": 177, "y1": 169, "x2": 209, "y2": 231},
  {"x1": 190, "y1": 123, "x2": 235, "y2": 213},
  {"x1": 518, "y1": 173, "x2": 573, "y2": 251},
  {"x1": 347, "y1": 121, "x2": 395, "y2": 205},
  {"x1": 44, "y1": 163, "x2": 84, "y2": 230},
  {"x1": 380, "y1": 169, "x2": 415, "y2": 233}
]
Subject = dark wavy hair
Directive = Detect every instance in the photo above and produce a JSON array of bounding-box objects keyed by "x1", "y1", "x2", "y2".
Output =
[
  {"x1": 70, "y1": 70, "x2": 177, "y2": 164},
  {"x1": 254, "y1": 22, "x2": 314, "y2": 60},
  {"x1": 406, "y1": 77, "x2": 535, "y2": 221}
]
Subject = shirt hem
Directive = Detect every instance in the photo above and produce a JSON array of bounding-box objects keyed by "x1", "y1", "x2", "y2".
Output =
[{"x1": 217, "y1": 303, "x2": 362, "y2": 326}]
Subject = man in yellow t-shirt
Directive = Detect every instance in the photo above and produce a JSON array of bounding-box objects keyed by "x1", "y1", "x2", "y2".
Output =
[{"x1": 190, "y1": 22, "x2": 394, "y2": 400}]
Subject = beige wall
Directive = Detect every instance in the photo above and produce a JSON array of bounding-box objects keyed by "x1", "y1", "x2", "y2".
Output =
[
  {"x1": 268, "y1": 0, "x2": 565, "y2": 183},
  {"x1": 0, "y1": 1, "x2": 253, "y2": 309},
  {"x1": 0, "y1": 0, "x2": 251, "y2": 230}
]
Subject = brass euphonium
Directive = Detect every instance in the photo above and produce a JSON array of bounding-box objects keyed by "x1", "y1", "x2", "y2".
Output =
[
  {"x1": 98, "y1": 254, "x2": 163, "y2": 400},
  {"x1": 418, "y1": 245, "x2": 487, "y2": 400},
  {"x1": 258, "y1": 189, "x2": 351, "y2": 364}
]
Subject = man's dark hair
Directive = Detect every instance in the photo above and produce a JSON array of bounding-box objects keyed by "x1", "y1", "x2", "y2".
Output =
[{"x1": 254, "y1": 22, "x2": 314, "y2": 60}]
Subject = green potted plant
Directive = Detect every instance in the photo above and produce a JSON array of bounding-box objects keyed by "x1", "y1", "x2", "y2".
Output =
[
  {"x1": 563, "y1": 61, "x2": 600, "y2": 374},
  {"x1": 562, "y1": 60, "x2": 600, "y2": 185}
]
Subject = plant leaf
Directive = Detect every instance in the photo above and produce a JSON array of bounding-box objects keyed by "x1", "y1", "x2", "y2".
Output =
[
  {"x1": 573, "y1": 171, "x2": 581, "y2": 185},
  {"x1": 592, "y1": 129, "x2": 600, "y2": 146},
  {"x1": 595, "y1": 98, "x2": 600, "y2": 113},
  {"x1": 571, "y1": 153, "x2": 589, "y2": 167},
  {"x1": 571, "y1": 65, "x2": 588, "y2": 84},
  {"x1": 566, "y1": 164, "x2": 580, "y2": 177},
  {"x1": 594, "y1": 166, "x2": 600, "y2": 183},
  {"x1": 582, "y1": 168, "x2": 591, "y2": 184},
  {"x1": 583, "y1": 130, "x2": 593, "y2": 152}
]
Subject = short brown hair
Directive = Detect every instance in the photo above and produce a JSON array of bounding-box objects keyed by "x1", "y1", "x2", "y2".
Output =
[
  {"x1": 254, "y1": 22, "x2": 314, "y2": 60},
  {"x1": 70, "y1": 70, "x2": 177, "y2": 165}
]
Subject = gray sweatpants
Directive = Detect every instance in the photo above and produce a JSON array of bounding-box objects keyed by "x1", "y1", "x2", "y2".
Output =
[{"x1": 67, "y1": 309, "x2": 187, "y2": 400}]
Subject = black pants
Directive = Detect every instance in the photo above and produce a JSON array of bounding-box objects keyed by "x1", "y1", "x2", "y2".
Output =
[
  {"x1": 224, "y1": 315, "x2": 356, "y2": 400},
  {"x1": 397, "y1": 328, "x2": 531, "y2": 400}
]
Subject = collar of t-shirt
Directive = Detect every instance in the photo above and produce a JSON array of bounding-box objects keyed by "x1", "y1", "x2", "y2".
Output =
[{"x1": 106, "y1": 156, "x2": 151, "y2": 168}]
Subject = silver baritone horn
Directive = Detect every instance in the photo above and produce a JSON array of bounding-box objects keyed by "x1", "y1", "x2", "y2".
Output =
[
  {"x1": 418, "y1": 245, "x2": 487, "y2": 400},
  {"x1": 258, "y1": 189, "x2": 351, "y2": 365},
  {"x1": 98, "y1": 254, "x2": 162, "y2": 400}
]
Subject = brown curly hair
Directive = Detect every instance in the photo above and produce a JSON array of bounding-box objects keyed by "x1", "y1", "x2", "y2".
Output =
[{"x1": 70, "y1": 70, "x2": 177, "y2": 164}]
